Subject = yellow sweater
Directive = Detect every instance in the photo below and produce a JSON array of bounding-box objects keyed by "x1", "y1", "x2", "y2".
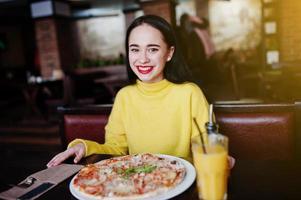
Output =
[{"x1": 69, "y1": 79, "x2": 209, "y2": 161}]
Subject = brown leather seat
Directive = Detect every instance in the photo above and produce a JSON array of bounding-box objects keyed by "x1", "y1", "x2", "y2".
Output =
[
  {"x1": 214, "y1": 103, "x2": 296, "y2": 160},
  {"x1": 58, "y1": 103, "x2": 297, "y2": 160},
  {"x1": 58, "y1": 105, "x2": 112, "y2": 149},
  {"x1": 64, "y1": 114, "x2": 108, "y2": 145}
]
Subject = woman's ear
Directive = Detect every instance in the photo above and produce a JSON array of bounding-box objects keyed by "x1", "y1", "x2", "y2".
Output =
[{"x1": 167, "y1": 46, "x2": 175, "y2": 62}]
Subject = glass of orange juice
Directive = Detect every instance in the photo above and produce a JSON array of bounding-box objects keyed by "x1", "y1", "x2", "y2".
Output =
[{"x1": 192, "y1": 133, "x2": 228, "y2": 200}]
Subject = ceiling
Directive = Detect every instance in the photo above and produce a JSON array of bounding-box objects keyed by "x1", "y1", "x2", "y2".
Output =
[{"x1": 0, "y1": 0, "x2": 141, "y2": 20}]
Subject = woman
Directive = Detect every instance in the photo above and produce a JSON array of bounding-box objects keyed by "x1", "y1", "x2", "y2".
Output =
[{"x1": 47, "y1": 15, "x2": 210, "y2": 167}]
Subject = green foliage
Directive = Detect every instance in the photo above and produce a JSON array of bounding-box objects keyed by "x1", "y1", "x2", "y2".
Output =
[
  {"x1": 76, "y1": 56, "x2": 124, "y2": 68},
  {"x1": 117, "y1": 165, "x2": 157, "y2": 178}
]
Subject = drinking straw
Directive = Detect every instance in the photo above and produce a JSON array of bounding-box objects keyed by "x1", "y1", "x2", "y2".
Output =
[
  {"x1": 209, "y1": 104, "x2": 213, "y2": 123},
  {"x1": 193, "y1": 118, "x2": 207, "y2": 154}
]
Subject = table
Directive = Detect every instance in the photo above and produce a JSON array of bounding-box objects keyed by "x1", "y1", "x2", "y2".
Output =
[
  {"x1": 94, "y1": 73, "x2": 128, "y2": 97},
  {"x1": 37, "y1": 156, "x2": 301, "y2": 199},
  {"x1": 22, "y1": 77, "x2": 63, "y2": 118},
  {"x1": 64, "y1": 65, "x2": 128, "y2": 105}
]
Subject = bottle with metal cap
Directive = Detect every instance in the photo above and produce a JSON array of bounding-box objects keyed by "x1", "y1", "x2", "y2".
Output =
[
  {"x1": 206, "y1": 104, "x2": 219, "y2": 134},
  {"x1": 206, "y1": 104, "x2": 228, "y2": 146}
]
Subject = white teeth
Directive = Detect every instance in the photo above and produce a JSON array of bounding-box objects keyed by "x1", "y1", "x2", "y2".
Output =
[{"x1": 138, "y1": 66, "x2": 151, "y2": 71}]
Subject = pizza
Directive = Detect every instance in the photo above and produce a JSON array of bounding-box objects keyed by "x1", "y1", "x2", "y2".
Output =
[{"x1": 71, "y1": 153, "x2": 186, "y2": 199}]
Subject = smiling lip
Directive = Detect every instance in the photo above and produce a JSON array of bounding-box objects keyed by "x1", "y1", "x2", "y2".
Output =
[{"x1": 136, "y1": 66, "x2": 154, "y2": 74}]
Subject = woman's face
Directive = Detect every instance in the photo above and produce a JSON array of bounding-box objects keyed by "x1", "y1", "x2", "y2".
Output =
[{"x1": 128, "y1": 24, "x2": 174, "y2": 83}]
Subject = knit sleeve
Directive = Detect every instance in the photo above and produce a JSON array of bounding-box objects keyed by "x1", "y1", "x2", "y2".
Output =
[
  {"x1": 68, "y1": 91, "x2": 128, "y2": 157},
  {"x1": 190, "y1": 84, "x2": 209, "y2": 145}
]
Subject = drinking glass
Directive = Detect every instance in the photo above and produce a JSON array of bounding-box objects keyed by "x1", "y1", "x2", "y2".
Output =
[{"x1": 192, "y1": 133, "x2": 228, "y2": 200}]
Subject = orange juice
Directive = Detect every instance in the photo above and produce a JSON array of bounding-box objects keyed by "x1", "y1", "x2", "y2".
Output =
[{"x1": 192, "y1": 143, "x2": 228, "y2": 200}]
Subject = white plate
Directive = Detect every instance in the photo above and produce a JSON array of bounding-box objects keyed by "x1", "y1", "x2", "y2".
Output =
[{"x1": 69, "y1": 154, "x2": 196, "y2": 200}]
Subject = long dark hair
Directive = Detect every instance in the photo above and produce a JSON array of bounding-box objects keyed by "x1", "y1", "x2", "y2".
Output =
[{"x1": 125, "y1": 15, "x2": 193, "y2": 84}]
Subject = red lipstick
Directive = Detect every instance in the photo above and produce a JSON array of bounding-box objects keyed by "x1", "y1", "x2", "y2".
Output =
[{"x1": 136, "y1": 66, "x2": 154, "y2": 74}]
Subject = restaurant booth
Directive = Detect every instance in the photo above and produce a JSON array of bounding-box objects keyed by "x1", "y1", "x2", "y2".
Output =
[{"x1": 1, "y1": 0, "x2": 301, "y2": 199}]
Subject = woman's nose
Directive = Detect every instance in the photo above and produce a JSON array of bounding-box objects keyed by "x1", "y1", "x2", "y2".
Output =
[{"x1": 139, "y1": 51, "x2": 150, "y2": 63}]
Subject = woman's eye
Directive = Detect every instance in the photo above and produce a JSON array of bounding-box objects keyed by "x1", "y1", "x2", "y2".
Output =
[
  {"x1": 130, "y1": 48, "x2": 139, "y2": 53},
  {"x1": 148, "y1": 48, "x2": 159, "y2": 53}
]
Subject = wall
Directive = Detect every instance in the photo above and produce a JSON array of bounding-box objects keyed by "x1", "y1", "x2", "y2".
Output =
[
  {"x1": 35, "y1": 19, "x2": 61, "y2": 78},
  {"x1": 0, "y1": 26, "x2": 25, "y2": 68},
  {"x1": 279, "y1": 0, "x2": 301, "y2": 62},
  {"x1": 209, "y1": 0, "x2": 261, "y2": 51},
  {"x1": 139, "y1": 0, "x2": 176, "y2": 26},
  {"x1": 176, "y1": 0, "x2": 196, "y2": 26},
  {"x1": 75, "y1": 14, "x2": 126, "y2": 60},
  {"x1": 56, "y1": 19, "x2": 78, "y2": 72}
]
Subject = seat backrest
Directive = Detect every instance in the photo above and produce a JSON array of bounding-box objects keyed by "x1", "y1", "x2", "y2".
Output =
[
  {"x1": 214, "y1": 103, "x2": 296, "y2": 160},
  {"x1": 58, "y1": 103, "x2": 298, "y2": 160},
  {"x1": 58, "y1": 105, "x2": 112, "y2": 149}
]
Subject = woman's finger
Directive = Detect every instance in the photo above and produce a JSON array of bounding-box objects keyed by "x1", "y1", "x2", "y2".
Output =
[
  {"x1": 229, "y1": 156, "x2": 235, "y2": 169},
  {"x1": 73, "y1": 144, "x2": 85, "y2": 163},
  {"x1": 74, "y1": 150, "x2": 83, "y2": 163},
  {"x1": 47, "y1": 153, "x2": 63, "y2": 167},
  {"x1": 228, "y1": 156, "x2": 235, "y2": 169},
  {"x1": 47, "y1": 149, "x2": 76, "y2": 167}
]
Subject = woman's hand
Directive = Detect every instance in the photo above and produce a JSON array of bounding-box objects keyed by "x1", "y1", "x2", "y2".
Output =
[
  {"x1": 47, "y1": 143, "x2": 85, "y2": 168},
  {"x1": 227, "y1": 156, "x2": 235, "y2": 178},
  {"x1": 228, "y1": 156, "x2": 235, "y2": 169}
]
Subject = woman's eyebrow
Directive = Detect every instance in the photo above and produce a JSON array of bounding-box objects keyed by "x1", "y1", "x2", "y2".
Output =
[
  {"x1": 147, "y1": 44, "x2": 160, "y2": 48},
  {"x1": 129, "y1": 44, "x2": 139, "y2": 47},
  {"x1": 129, "y1": 44, "x2": 160, "y2": 48}
]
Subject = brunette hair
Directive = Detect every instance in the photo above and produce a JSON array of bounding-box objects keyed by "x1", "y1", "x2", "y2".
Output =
[{"x1": 125, "y1": 15, "x2": 193, "y2": 84}]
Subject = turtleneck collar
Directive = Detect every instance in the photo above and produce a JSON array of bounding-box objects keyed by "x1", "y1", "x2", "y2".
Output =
[{"x1": 136, "y1": 79, "x2": 171, "y2": 95}]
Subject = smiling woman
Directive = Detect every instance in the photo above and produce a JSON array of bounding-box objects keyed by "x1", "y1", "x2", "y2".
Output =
[
  {"x1": 125, "y1": 15, "x2": 193, "y2": 85},
  {"x1": 128, "y1": 24, "x2": 175, "y2": 83},
  {"x1": 47, "y1": 15, "x2": 210, "y2": 169}
]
